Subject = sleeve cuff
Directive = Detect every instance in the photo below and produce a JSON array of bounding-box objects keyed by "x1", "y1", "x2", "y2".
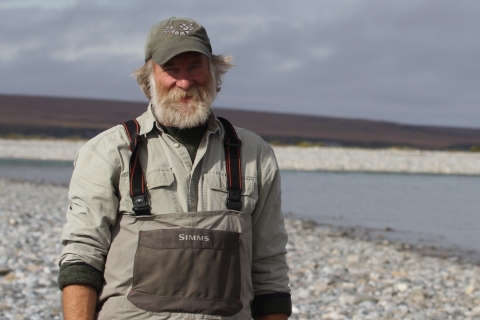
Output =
[
  {"x1": 251, "y1": 292, "x2": 292, "y2": 318},
  {"x1": 57, "y1": 262, "x2": 104, "y2": 293}
]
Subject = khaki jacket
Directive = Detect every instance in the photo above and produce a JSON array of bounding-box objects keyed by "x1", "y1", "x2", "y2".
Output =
[{"x1": 59, "y1": 105, "x2": 290, "y2": 318}]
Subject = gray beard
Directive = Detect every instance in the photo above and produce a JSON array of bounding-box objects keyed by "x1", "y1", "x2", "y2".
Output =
[{"x1": 150, "y1": 74, "x2": 216, "y2": 129}]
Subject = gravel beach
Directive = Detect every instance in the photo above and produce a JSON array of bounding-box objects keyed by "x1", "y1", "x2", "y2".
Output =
[
  {"x1": 1, "y1": 178, "x2": 480, "y2": 320},
  {"x1": 2, "y1": 138, "x2": 480, "y2": 175},
  {"x1": 0, "y1": 139, "x2": 85, "y2": 161},
  {"x1": 274, "y1": 146, "x2": 480, "y2": 175}
]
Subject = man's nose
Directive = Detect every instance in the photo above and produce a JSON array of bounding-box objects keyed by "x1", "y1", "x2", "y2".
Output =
[{"x1": 176, "y1": 69, "x2": 193, "y2": 90}]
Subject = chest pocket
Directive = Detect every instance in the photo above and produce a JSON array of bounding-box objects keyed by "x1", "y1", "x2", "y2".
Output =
[
  {"x1": 204, "y1": 172, "x2": 257, "y2": 214},
  {"x1": 145, "y1": 168, "x2": 179, "y2": 214}
]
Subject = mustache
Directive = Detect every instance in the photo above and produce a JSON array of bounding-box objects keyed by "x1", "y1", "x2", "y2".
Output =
[
  {"x1": 158, "y1": 79, "x2": 215, "y2": 105},
  {"x1": 164, "y1": 86, "x2": 206, "y2": 102}
]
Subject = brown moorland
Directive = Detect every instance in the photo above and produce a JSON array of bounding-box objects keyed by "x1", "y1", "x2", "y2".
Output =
[{"x1": 1, "y1": 94, "x2": 480, "y2": 150}]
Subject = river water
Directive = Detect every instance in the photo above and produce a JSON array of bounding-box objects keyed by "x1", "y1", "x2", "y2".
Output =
[
  {"x1": 281, "y1": 170, "x2": 480, "y2": 263},
  {"x1": 1, "y1": 158, "x2": 479, "y2": 263}
]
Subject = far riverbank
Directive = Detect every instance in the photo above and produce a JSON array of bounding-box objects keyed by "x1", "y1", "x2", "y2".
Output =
[{"x1": 1, "y1": 138, "x2": 480, "y2": 175}]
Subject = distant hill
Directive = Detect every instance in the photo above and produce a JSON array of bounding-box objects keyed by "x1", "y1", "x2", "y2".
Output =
[{"x1": 1, "y1": 94, "x2": 480, "y2": 150}]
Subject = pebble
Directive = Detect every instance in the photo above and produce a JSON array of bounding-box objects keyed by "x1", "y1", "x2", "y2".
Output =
[
  {"x1": 0, "y1": 267, "x2": 10, "y2": 276},
  {"x1": 1, "y1": 179, "x2": 480, "y2": 319}
]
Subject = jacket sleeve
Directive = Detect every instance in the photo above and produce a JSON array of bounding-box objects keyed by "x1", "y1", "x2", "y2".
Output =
[
  {"x1": 58, "y1": 142, "x2": 120, "y2": 272},
  {"x1": 250, "y1": 144, "x2": 292, "y2": 317}
]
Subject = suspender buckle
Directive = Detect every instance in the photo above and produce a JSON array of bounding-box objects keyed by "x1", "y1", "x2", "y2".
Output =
[
  {"x1": 226, "y1": 199, "x2": 242, "y2": 211},
  {"x1": 132, "y1": 194, "x2": 150, "y2": 215},
  {"x1": 228, "y1": 189, "x2": 241, "y2": 201},
  {"x1": 226, "y1": 189, "x2": 242, "y2": 211}
]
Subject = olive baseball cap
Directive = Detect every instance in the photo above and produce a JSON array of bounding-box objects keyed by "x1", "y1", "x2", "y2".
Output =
[{"x1": 144, "y1": 17, "x2": 212, "y2": 65}]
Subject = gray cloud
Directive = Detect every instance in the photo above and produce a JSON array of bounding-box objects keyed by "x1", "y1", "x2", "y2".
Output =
[{"x1": 1, "y1": 0, "x2": 479, "y2": 128}]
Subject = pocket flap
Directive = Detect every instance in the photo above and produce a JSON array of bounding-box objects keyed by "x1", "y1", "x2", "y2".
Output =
[
  {"x1": 205, "y1": 173, "x2": 254, "y2": 196},
  {"x1": 145, "y1": 169, "x2": 175, "y2": 189}
]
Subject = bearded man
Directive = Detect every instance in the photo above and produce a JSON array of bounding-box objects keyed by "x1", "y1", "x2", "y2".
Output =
[{"x1": 58, "y1": 17, "x2": 291, "y2": 320}]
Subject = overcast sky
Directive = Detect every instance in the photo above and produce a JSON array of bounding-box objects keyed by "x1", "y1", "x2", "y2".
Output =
[{"x1": 1, "y1": 0, "x2": 479, "y2": 128}]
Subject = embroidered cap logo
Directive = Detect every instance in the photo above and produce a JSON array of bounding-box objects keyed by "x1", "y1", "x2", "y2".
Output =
[
  {"x1": 163, "y1": 23, "x2": 194, "y2": 35},
  {"x1": 144, "y1": 18, "x2": 212, "y2": 65}
]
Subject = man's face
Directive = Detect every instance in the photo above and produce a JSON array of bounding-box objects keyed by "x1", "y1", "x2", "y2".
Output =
[
  {"x1": 150, "y1": 52, "x2": 216, "y2": 128},
  {"x1": 155, "y1": 52, "x2": 211, "y2": 95}
]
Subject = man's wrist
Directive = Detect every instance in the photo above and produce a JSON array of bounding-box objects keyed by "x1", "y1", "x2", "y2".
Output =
[
  {"x1": 62, "y1": 284, "x2": 97, "y2": 320},
  {"x1": 251, "y1": 292, "x2": 292, "y2": 318}
]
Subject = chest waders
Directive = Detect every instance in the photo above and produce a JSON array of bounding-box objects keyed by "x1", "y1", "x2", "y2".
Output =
[{"x1": 97, "y1": 118, "x2": 253, "y2": 320}]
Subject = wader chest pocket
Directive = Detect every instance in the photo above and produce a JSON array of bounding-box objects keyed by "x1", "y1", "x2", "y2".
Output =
[{"x1": 127, "y1": 228, "x2": 243, "y2": 316}]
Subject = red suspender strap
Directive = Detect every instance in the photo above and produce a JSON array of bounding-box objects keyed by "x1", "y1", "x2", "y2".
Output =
[
  {"x1": 217, "y1": 117, "x2": 243, "y2": 211},
  {"x1": 121, "y1": 119, "x2": 150, "y2": 215}
]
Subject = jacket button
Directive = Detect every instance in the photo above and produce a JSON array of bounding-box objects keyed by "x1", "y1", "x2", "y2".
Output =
[{"x1": 174, "y1": 143, "x2": 180, "y2": 148}]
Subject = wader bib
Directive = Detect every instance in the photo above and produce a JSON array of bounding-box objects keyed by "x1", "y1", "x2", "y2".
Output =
[{"x1": 97, "y1": 118, "x2": 253, "y2": 319}]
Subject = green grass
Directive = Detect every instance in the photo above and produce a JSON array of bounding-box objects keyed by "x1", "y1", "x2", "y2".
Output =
[{"x1": 294, "y1": 141, "x2": 325, "y2": 148}]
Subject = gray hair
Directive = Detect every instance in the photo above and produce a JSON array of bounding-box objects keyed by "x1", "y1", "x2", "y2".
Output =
[{"x1": 133, "y1": 54, "x2": 234, "y2": 100}]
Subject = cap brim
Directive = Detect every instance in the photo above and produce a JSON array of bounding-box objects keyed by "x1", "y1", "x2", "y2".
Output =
[{"x1": 151, "y1": 39, "x2": 212, "y2": 65}]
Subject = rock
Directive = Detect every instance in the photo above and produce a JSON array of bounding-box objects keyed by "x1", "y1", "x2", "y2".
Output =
[
  {"x1": 346, "y1": 255, "x2": 360, "y2": 263},
  {"x1": 321, "y1": 311, "x2": 344, "y2": 320},
  {"x1": 390, "y1": 270, "x2": 409, "y2": 277},
  {"x1": 348, "y1": 295, "x2": 378, "y2": 305},
  {"x1": 291, "y1": 305, "x2": 300, "y2": 314},
  {"x1": 410, "y1": 313, "x2": 426, "y2": 320},
  {"x1": 395, "y1": 282, "x2": 409, "y2": 292},
  {"x1": 312, "y1": 282, "x2": 330, "y2": 294},
  {"x1": 465, "y1": 284, "x2": 475, "y2": 295},
  {"x1": 286, "y1": 243, "x2": 296, "y2": 251},
  {"x1": 410, "y1": 288, "x2": 425, "y2": 301},
  {"x1": 0, "y1": 302, "x2": 11, "y2": 311},
  {"x1": 0, "y1": 267, "x2": 11, "y2": 276},
  {"x1": 2, "y1": 272, "x2": 16, "y2": 282}
]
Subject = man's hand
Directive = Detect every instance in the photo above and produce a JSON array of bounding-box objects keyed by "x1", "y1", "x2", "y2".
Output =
[
  {"x1": 257, "y1": 314, "x2": 288, "y2": 320},
  {"x1": 62, "y1": 284, "x2": 97, "y2": 320}
]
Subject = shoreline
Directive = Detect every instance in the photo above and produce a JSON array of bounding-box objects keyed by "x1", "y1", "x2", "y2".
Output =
[
  {"x1": 1, "y1": 138, "x2": 480, "y2": 175},
  {"x1": 1, "y1": 175, "x2": 478, "y2": 266},
  {"x1": 1, "y1": 178, "x2": 479, "y2": 318},
  {"x1": 3, "y1": 171, "x2": 480, "y2": 266},
  {"x1": 285, "y1": 213, "x2": 480, "y2": 267}
]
